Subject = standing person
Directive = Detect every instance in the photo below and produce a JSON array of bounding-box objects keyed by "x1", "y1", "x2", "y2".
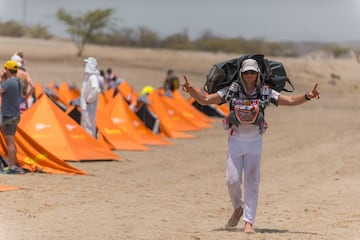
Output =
[
  {"x1": 106, "y1": 68, "x2": 117, "y2": 89},
  {"x1": 11, "y1": 51, "x2": 36, "y2": 111},
  {"x1": 80, "y1": 57, "x2": 101, "y2": 138},
  {"x1": 0, "y1": 60, "x2": 25, "y2": 174},
  {"x1": 11, "y1": 51, "x2": 25, "y2": 70},
  {"x1": 163, "y1": 69, "x2": 180, "y2": 93},
  {"x1": 98, "y1": 69, "x2": 106, "y2": 93},
  {"x1": 181, "y1": 58, "x2": 320, "y2": 234}
]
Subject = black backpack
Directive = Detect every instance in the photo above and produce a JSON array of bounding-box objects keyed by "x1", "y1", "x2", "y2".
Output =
[{"x1": 203, "y1": 54, "x2": 294, "y2": 95}]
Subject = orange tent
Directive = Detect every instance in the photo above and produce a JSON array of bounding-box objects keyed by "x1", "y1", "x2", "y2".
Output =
[
  {"x1": 101, "y1": 94, "x2": 172, "y2": 146},
  {"x1": 101, "y1": 88, "x2": 116, "y2": 105},
  {"x1": 57, "y1": 82, "x2": 79, "y2": 107},
  {"x1": 158, "y1": 89, "x2": 210, "y2": 131},
  {"x1": 34, "y1": 82, "x2": 44, "y2": 99},
  {"x1": 117, "y1": 80, "x2": 139, "y2": 105},
  {"x1": 146, "y1": 90, "x2": 197, "y2": 138},
  {"x1": 19, "y1": 94, "x2": 120, "y2": 162},
  {"x1": 97, "y1": 92, "x2": 108, "y2": 109},
  {"x1": 65, "y1": 102, "x2": 149, "y2": 151},
  {"x1": 0, "y1": 185, "x2": 20, "y2": 192},
  {"x1": 0, "y1": 128, "x2": 86, "y2": 175},
  {"x1": 167, "y1": 89, "x2": 213, "y2": 127},
  {"x1": 96, "y1": 110, "x2": 150, "y2": 150},
  {"x1": 68, "y1": 83, "x2": 80, "y2": 100}
]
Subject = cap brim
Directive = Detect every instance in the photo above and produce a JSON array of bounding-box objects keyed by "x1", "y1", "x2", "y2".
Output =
[{"x1": 241, "y1": 66, "x2": 258, "y2": 72}]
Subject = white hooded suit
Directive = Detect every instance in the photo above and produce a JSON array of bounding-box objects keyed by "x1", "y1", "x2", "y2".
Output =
[{"x1": 80, "y1": 57, "x2": 100, "y2": 138}]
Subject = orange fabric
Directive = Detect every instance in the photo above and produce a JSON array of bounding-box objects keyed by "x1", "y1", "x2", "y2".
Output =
[
  {"x1": 0, "y1": 128, "x2": 86, "y2": 175},
  {"x1": 117, "y1": 80, "x2": 139, "y2": 105},
  {"x1": 170, "y1": 90, "x2": 213, "y2": 126},
  {"x1": 0, "y1": 185, "x2": 20, "y2": 192},
  {"x1": 97, "y1": 92, "x2": 107, "y2": 109},
  {"x1": 57, "y1": 82, "x2": 78, "y2": 107},
  {"x1": 150, "y1": 89, "x2": 205, "y2": 131},
  {"x1": 100, "y1": 94, "x2": 172, "y2": 146},
  {"x1": 96, "y1": 110, "x2": 149, "y2": 151},
  {"x1": 46, "y1": 83, "x2": 68, "y2": 106},
  {"x1": 68, "y1": 85, "x2": 80, "y2": 100},
  {"x1": 103, "y1": 88, "x2": 116, "y2": 104},
  {"x1": 19, "y1": 94, "x2": 120, "y2": 162},
  {"x1": 146, "y1": 90, "x2": 195, "y2": 138},
  {"x1": 34, "y1": 82, "x2": 44, "y2": 99},
  {"x1": 96, "y1": 130, "x2": 116, "y2": 150}
]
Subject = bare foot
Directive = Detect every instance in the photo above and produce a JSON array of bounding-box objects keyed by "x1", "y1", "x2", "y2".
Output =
[
  {"x1": 244, "y1": 222, "x2": 255, "y2": 234},
  {"x1": 225, "y1": 206, "x2": 243, "y2": 228}
]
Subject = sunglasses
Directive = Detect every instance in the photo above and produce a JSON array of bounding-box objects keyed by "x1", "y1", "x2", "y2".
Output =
[{"x1": 242, "y1": 70, "x2": 257, "y2": 75}]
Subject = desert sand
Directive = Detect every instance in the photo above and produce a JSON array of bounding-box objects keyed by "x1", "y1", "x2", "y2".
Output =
[{"x1": 0, "y1": 36, "x2": 359, "y2": 240}]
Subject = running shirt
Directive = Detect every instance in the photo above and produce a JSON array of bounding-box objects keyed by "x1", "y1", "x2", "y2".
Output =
[
  {"x1": 217, "y1": 86, "x2": 280, "y2": 140},
  {"x1": 0, "y1": 77, "x2": 23, "y2": 117}
]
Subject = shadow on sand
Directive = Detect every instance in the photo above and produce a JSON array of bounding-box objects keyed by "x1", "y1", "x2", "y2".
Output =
[{"x1": 213, "y1": 226, "x2": 319, "y2": 235}]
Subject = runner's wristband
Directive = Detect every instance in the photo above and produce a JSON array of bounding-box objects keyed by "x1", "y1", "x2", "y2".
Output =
[{"x1": 304, "y1": 94, "x2": 311, "y2": 100}]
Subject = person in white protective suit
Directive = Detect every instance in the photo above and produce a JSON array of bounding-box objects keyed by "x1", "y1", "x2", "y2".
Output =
[{"x1": 80, "y1": 57, "x2": 101, "y2": 138}]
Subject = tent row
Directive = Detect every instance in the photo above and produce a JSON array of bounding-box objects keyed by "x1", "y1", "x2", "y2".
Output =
[{"x1": 0, "y1": 80, "x2": 229, "y2": 175}]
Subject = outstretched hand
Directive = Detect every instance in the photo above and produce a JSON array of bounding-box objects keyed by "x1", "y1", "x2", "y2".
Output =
[
  {"x1": 181, "y1": 75, "x2": 192, "y2": 92},
  {"x1": 307, "y1": 83, "x2": 320, "y2": 99}
]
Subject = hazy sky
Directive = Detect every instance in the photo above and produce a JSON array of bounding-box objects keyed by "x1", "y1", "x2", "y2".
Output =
[{"x1": 1, "y1": 0, "x2": 359, "y2": 42}]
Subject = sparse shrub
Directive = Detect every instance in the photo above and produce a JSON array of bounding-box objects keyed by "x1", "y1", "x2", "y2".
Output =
[
  {"x1": 0, "y1": 20, "x2": 25, "y2": 37},
  {"x1": 324, "y1": 45, "x2": 350, "y2": 58},
  {"x1": 25, "y1": 24, "x2": 53, "y2": 39}
]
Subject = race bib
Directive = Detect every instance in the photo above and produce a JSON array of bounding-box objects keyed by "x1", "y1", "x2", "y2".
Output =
[{"x1": 233, "y1": 99, "x2": 260, "y2": 124}]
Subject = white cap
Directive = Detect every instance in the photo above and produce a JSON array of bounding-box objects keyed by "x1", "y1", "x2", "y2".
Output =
[
  {"x1": 11, "y1": 54, "x2": 22, "y2": 67},
  {"x1": 241, "y1": 59, "x2": 259, "y2": 72}
]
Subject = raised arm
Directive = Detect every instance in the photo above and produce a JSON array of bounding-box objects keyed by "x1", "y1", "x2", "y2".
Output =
[
  {"x1": 278, "y1": 83, "x2": 320, "y2": 106},
  {"x1": 182, "y1": 75, "x2": 222, "y2": 106}
]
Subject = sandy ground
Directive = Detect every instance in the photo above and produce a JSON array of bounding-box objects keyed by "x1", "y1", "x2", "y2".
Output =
[{"x1": 0, "y1": 37, "x2": 360, "y2": 240}]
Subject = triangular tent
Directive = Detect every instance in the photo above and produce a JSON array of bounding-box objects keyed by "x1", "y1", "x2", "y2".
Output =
[
  {"x1": 154, "y1": 89, "x2": 207, "y2": 131},
  {"x1": 146, "y1": 90, "x2": 195, "y2": 138},
  {"x1": 102, "y1": 88, "x2": 116, "y2": 104},
  {"x1": 101, "y1": 94, "x2": 172, "y2": 146},
  {"x1": 57, "y1": 82, "x2": 79, "y2": 107},
  {"x1": 19, "y1": 94, "x2": 120, "y2": 162},
  {"x1": 117, "y1": 80, "x2": 139, "y2": 105},
  {"x1": 96, "y1": 110, "x2": 150, "y2": 150},
  {"x1": 34, "y1": 82, "x2": 44, "y2": 99},
  {"x1": 134, "y1": 103, "x2": 161, "y2": 134},
  {"x1": 0, "y1": 128, "x2": 86, "y2": 175},
  {"x1": 65, "y1": 104, "x2": 148, "y2": 151},
  {"x1": 169, "y1": 89, "x2": 213, "y2": 127}
]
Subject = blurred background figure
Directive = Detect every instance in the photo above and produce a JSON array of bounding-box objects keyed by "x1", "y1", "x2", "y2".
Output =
[
  {"x1": 80, "y1": 57, "x2": 101, "y2": 138},
  {"x1": 130, "y1": 85, "x2": 160, "y2": 133},
  {"x1": 106, "y1": 67, "x2": 118, "y2": 89},
  {"x1": 163, "y1": 69, "x2": 179, "y2": 96},
  {"x1": 11, "y1": 51, "x2": 36, "y2": 112},
  {"x1": 98, "y1": 69, "x2": 106, "y2": 92}
]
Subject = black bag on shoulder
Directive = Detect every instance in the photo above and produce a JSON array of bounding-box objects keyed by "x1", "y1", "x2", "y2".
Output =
[{"x1": 203, "y1": 54, "x2": 294, "y2": 95}]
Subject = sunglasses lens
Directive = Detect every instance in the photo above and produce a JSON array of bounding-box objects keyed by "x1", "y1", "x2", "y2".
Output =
[{"x1": 243, "y1": 71, "x2": 257, "y2": 75}]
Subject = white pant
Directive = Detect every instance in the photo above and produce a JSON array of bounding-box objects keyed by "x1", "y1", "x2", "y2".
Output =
[
  {"x1": 80, "y1": 101, "x2": 98, "y2": 138},
  {"x1": 226, "y1": 131, "x2": 262, "y2": 224}
]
